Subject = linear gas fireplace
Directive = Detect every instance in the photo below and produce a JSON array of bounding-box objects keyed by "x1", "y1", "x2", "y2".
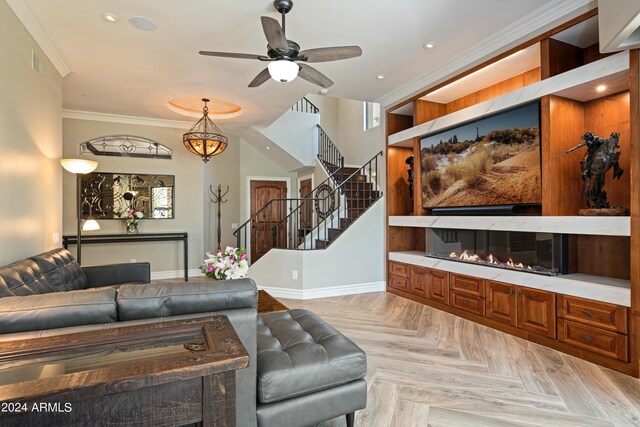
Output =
[{"x1": 426, "y1": 228, "x2": 568, "y2": 276}]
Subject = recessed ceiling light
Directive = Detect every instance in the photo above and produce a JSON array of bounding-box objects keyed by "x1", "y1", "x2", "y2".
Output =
[
  {"x1": 596, "y1": 84, "x2": 607, "y2": 93},
  {"x1": 423, "y1": 42, "x2": 435, "y2": 49},
  {"x1": 128, "y1": 16, "x2": 157, "y2": 31},
  {"x1": 101, "y1": 13, "x2": 119, "y2": 23},
  {"x1": 376, "y1": 74, "x2": 386, "y2": 80},
  {"x1": 266, "y1": 146, "x2": 271, "y2": 150}
]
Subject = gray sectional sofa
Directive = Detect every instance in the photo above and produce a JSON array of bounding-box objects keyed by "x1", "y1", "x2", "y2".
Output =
[{"x1": 0, "y1": 248, "x2": 367, "y2": 427}]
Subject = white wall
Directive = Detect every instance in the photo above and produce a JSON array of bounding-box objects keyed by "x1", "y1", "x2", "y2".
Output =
[
  {"x1": 253, "y1": 110, "x2": 320, "y2": 169},
  {"x1": 0, "y1": 1, "x2": 63, "y2": 265}
]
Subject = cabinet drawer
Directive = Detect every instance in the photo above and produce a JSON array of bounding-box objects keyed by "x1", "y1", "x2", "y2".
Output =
[
  {"x1": 450, "y1": 274, "x2": 485, "y2": 297},
  {"x1": 558, "y1": 319, "x2": 628, "y2": 362},
  {"x1": 450, "y1": 291, "x2": 485, "y2": 316},
  {"x1": 389, "y1": 261, "x2": 410, "y2": 279},
  {"x1": 388, "y1": 274, "x2": 410, "y2": 292},
  {"x1": 558, "y1": 295, "x2": 627, "y2": 334}
]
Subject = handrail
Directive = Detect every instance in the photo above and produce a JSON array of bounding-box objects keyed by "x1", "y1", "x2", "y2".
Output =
[
  {"x1": 305, "y1": 151, "x2": 383, "y2": 241},
  {"x1": 317, "y1": 125, "x2": 344, "y2": 169},
  {"x1": 262, "y1": 150, "x2": 383, "y2": 252},
  {"x1": 291, "y1": 97, "x2": 319, "y2": 114}
]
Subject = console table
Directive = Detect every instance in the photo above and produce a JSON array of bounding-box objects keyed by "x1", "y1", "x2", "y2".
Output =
[
  {"x1": 0, "y1": 316, "x2": 248, "y2": 426},
  {"x1": 63, "y1": 232, "x2": 189, "y2": 281}
]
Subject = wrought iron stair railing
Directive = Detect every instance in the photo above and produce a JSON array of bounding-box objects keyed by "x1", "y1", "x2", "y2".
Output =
[
  {"x1": 317, "y1": 125, "x2": 344, "y2": 171},
  {"x1": 233, "y1": 151, "x2": 383, "y2": 261},
  {"x1": 290, "y1": 96, "x2": 320, "y2": 114}
]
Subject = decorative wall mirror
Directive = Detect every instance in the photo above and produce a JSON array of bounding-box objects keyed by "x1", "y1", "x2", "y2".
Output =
[{"x1": 81, "y1": 173, "x2": 175, "y2": 219}]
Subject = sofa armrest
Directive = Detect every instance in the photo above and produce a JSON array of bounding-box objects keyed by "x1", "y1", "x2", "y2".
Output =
[
  {"x1": 82, "y1": 262, "x2": 150, "y2": 288},
  {"x1": 0, "y1": 288, "x2": 117, "y2": 334},
  {"x1": 117, "y1": 278, "x2": 258, "y2": 321}
]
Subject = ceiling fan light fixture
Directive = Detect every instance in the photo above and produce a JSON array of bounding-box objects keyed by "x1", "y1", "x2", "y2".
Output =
[{"x1": 268, "y1": 60, "x2": 299, "y2": 83}]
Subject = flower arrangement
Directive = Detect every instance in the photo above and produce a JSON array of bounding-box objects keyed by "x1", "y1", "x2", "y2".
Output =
[
  {"x1": 124, "y1": 209, "x2": 144, "y2": 226},
  {"x1": 201, "y1": 247, "x2": 249, "y2": 280}
]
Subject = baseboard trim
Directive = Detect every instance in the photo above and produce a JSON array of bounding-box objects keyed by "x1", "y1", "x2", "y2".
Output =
[
  {"x1": 151, "y1": 269, "x2": 201, "y2": 280},
  {"x1": 260, "y1": 281, "x2": 386, "y2": 300}
]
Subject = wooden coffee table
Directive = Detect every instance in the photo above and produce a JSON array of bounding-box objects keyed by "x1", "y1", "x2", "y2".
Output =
[
  {"x1": 258, "y1": 290, "x2": 289, "y2": 314},
  {"x1": 0, "y1": 316, "x2": 248, "y2": 426}
]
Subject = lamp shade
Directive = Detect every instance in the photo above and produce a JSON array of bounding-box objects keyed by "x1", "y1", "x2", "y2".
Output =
[
  {"x1": 268, "y1": 60, "x2": 299, "y2": 83},
  {"x1": 60, "y1": 159, "x2": 98, "y2": 174},
  {"x1": 82, "y1": 219, "x2": 100, "y2": 231}
]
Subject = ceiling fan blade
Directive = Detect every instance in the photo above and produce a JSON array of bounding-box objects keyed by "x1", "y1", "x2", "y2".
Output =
[
  {"x1": 298, "y1": 46, "x2": 362, "y2": 63},
  {"x1": 298, "y1": 63, "x2": 334, "y2": 88},
  {"x1": 261, "y1": 16, "x2": 289, "y2": 52},
  {"x1": 248, "y1": 68, "x2": 272, "y2": 88},
  {"x1": 199, "y1": 51, "x2": 263, "y2": 60}
]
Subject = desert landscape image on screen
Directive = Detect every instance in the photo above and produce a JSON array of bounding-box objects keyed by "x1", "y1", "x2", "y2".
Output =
[{"x1": 421, "y1": 102, "x2": 541, "y2": 208}]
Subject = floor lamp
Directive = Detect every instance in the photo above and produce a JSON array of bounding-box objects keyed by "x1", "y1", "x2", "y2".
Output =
[{"x1": 61, "y1": 159, "x2": 99, "y2": 265}]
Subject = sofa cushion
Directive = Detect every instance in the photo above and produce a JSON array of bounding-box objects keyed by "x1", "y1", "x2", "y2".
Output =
[
  {"x1": 30, "y1": 248, "x2": 88, "y2": 292},
  {"x1": 0, "y1": 258, "x2": 54, "y2": 297},
  {"x1": 0, "y1": 288, "x2": 117, "y2": 334},
  {"x1": 257, "y1": 309, "x2": 367, "y2": 404},
  {"x1": 116, "y1": 278, "x2": 258, "y2": 321}
]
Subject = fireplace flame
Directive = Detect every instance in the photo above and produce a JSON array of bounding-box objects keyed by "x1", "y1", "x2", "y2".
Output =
[{"x1": 446, "y1": 251, "x2": 541, "y2": 273}]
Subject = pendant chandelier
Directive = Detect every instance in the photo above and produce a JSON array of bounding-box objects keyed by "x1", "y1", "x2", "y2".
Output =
[{"x1": 183, "y1": 98, "x2": 228, "y2": 163}]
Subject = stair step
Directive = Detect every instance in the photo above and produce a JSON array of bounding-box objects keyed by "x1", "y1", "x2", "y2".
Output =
[
  {"x1": 346, "y1": 198, "x2": 377, "y2": 209},
  {"x1": 347, "y1": 207, "x2": 369, "y2": 218},
  {"x1": 343, "y1": 189, "x2": 380, "y2": 198},
  {"x1": 315, "y1": 239, "x2": 331, "y2": 249},
  {"x1": 328, "y1": 228, "x2": 343, "y2": 240},
  {"x1": 341, "y1": 182, "x2": 373, "y2": 191},
  {"x1": 339, "y1": 218, "x2": 355, "y2": 229},
  {"x1": 337, "y1": 174, "x2": 366, "y2": 184}
]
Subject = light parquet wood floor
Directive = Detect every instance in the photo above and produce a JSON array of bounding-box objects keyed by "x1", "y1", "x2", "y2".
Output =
[{"x1": 280, "y1": 292, "x2": 640, "y2": 427}]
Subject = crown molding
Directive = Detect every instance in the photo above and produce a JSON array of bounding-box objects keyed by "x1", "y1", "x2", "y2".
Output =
[
  {"x1": 6, "y1": 0, "x2": 71, "y2": 77},
  {"x1": 62, "y1": 109, "x2": 194, "y2": 129},
  {"x1": 378, "y1": 0, "x2": 597, "y2": 109}
]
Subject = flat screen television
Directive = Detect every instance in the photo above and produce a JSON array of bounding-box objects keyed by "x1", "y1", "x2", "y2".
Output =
[{"x1": 420, "y1": 102, "x2": 541, "y2": 209}]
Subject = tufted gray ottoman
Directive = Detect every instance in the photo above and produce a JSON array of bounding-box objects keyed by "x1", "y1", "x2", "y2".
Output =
[{"x1": 256, "y1": 309, "x2": 367, "y2": 427}]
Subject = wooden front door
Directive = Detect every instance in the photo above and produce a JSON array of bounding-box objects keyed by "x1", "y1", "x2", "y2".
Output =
[
  {"x1": 299, "y1": 178, "x2": 313, "y2": 230},
  {"x1": 250, "y1": 180, "x2": 287, "y2": 262}
]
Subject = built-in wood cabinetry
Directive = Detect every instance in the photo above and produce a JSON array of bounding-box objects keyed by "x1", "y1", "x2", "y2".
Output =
[
  {"x1": 517, "y1": 287, "x2": 556, "y2": 339},
  {"x1": 428, "y1": 269, "x2": 449, "y2": 305},
  {"x1": 388, "y1": 261, "x2": 630, "y2": 365},
  {"x1": 385, "y1": 10, "x2": 639, "y2": 376},
  {"x1": 486, "y1": 281, "x2": 517, "y2": 326}
]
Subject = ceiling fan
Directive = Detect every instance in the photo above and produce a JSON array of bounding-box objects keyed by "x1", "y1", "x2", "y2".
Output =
[{"x1": 199, "y1": 0, "x2": 362, "y2": 88}]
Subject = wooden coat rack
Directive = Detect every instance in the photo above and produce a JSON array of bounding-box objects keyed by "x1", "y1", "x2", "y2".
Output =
[{"x1": 209, "y1": 184, "x2": 229, "y2": 250}]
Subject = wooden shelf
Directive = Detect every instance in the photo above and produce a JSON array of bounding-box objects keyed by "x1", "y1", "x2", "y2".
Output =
[
  {"x1": 388, "y1": 52, "x2": 629, "y2": 147},
  {"x1": 389, "y1": 251, "x2": 631, "y2": 307},
  {"x1": 388, "y1": 215, "x2": 630, "y2": 236}
]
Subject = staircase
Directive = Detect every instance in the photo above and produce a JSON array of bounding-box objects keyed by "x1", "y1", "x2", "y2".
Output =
[
  {"x1": 234, "y1": 100, "x2": 383, "y2": 262},
  {"x1": 314, "y1": 163, "x2": 381, "y2": 249}
]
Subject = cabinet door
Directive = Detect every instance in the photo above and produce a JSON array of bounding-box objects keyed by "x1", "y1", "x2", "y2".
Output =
[
  {"x1": 428, "y1": 269, "x2": 449, "y2": 305},
  {"x1": 486, "y1": 281, "x2": 517, "y2": 326},
  {"x1": 410, "y1": 267, "x2": 429, "y2": 298},
  {"x1": 517, "y1": 287, "x2": 556, "y2": 338}
]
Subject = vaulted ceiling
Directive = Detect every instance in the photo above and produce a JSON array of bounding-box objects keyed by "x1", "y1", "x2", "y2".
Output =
[{"x1": 13, "y1": 0, "x2": 589, "y2": 132}]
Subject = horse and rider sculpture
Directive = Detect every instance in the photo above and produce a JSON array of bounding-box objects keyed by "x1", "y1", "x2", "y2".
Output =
[{"x1": 555, "y1": 131, "x2": 624, "y2": 210}]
